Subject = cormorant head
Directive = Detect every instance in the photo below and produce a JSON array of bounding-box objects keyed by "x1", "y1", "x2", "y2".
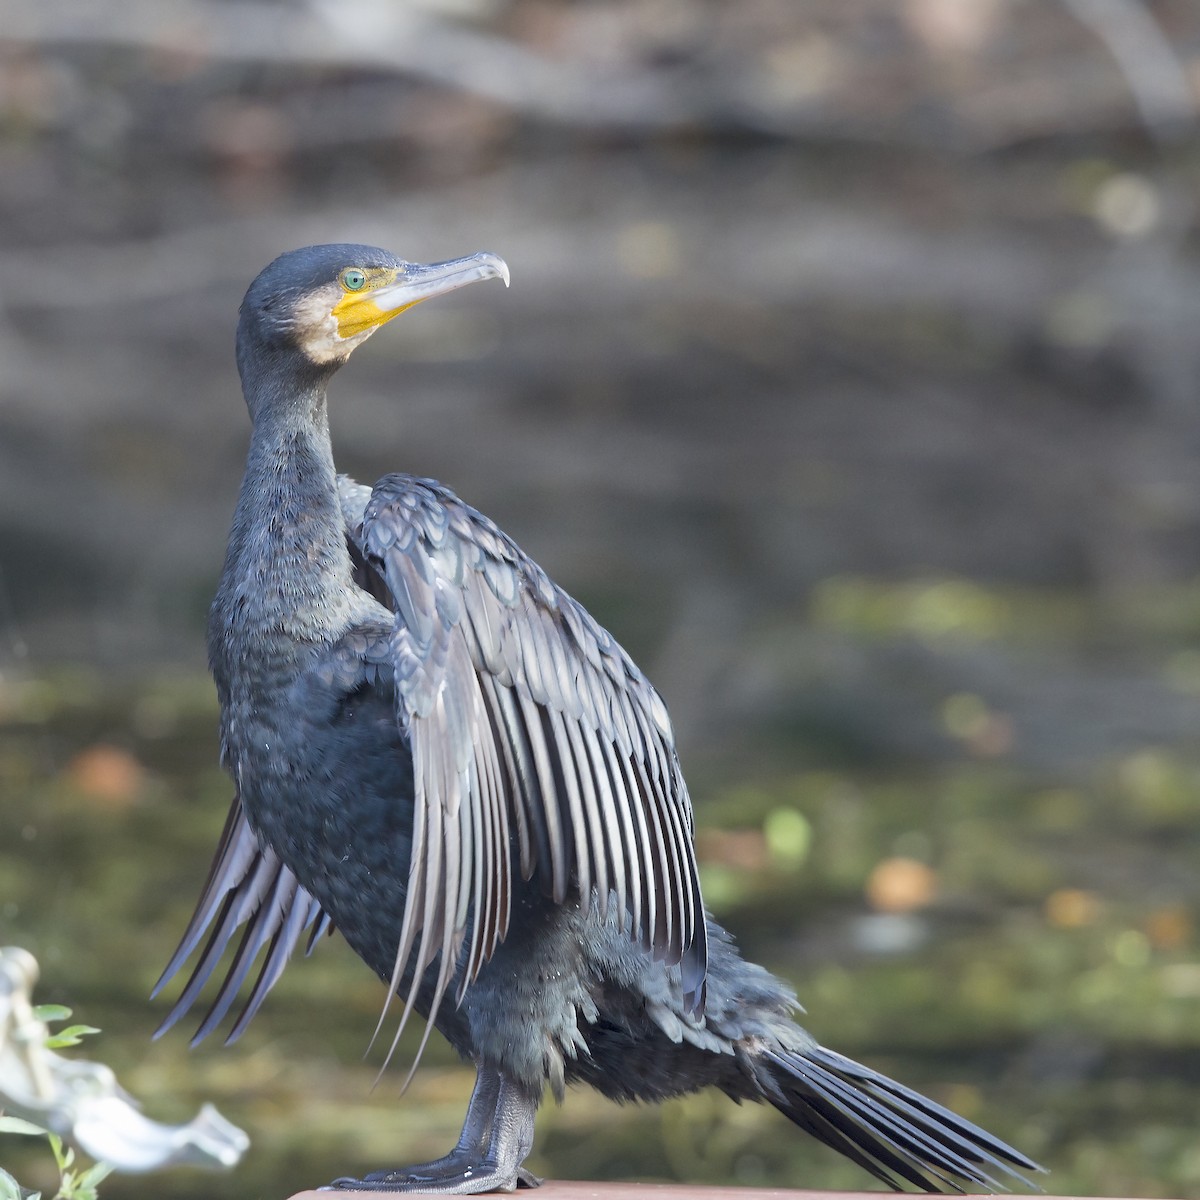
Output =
[{"x1": 236, "y1": 243, "x2": 509, "y2": 389}]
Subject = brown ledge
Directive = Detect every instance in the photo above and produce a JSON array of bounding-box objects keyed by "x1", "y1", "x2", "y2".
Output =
[{"x1": 289, "y1": 1185, "x2": 1114, "y2": 1200}]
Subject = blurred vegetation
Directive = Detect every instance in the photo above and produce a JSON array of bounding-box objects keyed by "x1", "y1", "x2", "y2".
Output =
[
  {"x1": 3, "y1": 612, "x2": 1200, "y2": 1197},
  {"x1": 4, "y1": 0, "x2": 1200, "y2": 1197},
  {"x1": 1, "y1": 1113, "x2": 113, "y2": 1200},
  {"x1": 1, "y1": 996, "x2": 108, "y2": 1200}
]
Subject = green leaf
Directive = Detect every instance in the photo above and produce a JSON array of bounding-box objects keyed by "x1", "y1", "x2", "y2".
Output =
[
  {"x1": 73, "y1": 1162, "x2": 112, "y2": 1192},
  {"x1": 31, "y1": 1005, "x2": 72, "y2": 1024},
  {"x1": 46, "y1": 1132, "x2": 71, "y2": 1173},
  {"x1": 44, "y1": 1027, "x2": 100, "y2": 1050},
  {"x1": 0, "y1": 1166, "x2": 35, "y2": 1200},
  {"x1": 62, "y1": 1161, "x2": 113, "y2": 1200},
  {"x1": 0, "y1": 1115, "x2": 51, "y2": 1137}
]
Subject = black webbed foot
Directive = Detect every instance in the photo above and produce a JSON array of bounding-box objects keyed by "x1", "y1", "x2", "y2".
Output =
[
  {"x1": 354, "y1": 1164, "x2": 539, "y2": 1191},
  {"x1": 323, "y1": 1160, "x2": 538, "y2": 1194},
  {"x1": 320, "y1": 1068, "x2": 540, "y2": 1195},
  {"x1": 332, "y1": 1150, "x2": 481, "y2": 1188}
]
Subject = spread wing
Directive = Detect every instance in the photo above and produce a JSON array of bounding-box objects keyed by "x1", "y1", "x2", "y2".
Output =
[
  {"x1": 157, "y1": 473, "x2": 707, "y2": 1052},
  {"x1": 152, "y1": 795, "x2": 332, "y2": 1044},
  {"x1": 353, "y1": 474, "x2": 708, "y2": 1065}
]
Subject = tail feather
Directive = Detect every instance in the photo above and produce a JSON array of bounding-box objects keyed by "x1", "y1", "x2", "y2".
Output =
[
  {"x1": 777, "y1": 1075, "x2": 947, "y2": 1192},
  {"x1": 776, "y1": 1050, "x2": 1005, "y2": 1192},
  {"x1": 757, "y1": 1043, "x2": 1043, "y2": 1193}
]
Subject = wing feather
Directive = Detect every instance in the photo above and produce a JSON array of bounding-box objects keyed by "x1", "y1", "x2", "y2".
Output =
[
  {"x1": 547, "y1": 707, "x2": 591, "y2": 909},
  {"x1": 153, "y1": 796, "x2": 332, "y2": 1042},
  {"x1": 189, "y1": 868, "x2": 300, "y2": 1043},
  {"x1": 561, "y1": 714, "x2": 607, "y2": 919},
  {"x1": 355, "y1": 474, "x2": 709, "y2": 1056},
  {"x1": 579, "y1": 721, "x2": 621, "y2": 923},
  {"x1": 518, "y1": 691, "x2": 570, "y2": 902},
  {"x1": 597, "y1": 731, "x2": 644, "y2": 940},
  {"x1": 480, "y1": 673, "x2": 534, "y2": 874}
]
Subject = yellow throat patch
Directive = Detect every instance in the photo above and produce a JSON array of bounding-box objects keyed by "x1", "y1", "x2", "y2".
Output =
[{"x1": 331, "y1": 267, "x2": 419, "y2": 340}]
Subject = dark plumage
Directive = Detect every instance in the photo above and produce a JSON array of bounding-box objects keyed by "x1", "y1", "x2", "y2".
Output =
[{"x1": 155, "y1": 244, "x2": 1042, "y2": 1194}]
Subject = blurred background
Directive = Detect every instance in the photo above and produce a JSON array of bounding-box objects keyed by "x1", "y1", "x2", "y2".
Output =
[{"x1": 3, "y1": 0, "x2": 1200, "y2": 1195}]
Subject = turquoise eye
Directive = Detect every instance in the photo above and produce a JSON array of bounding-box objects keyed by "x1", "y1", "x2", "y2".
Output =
[{"x1": 341, "y1": 268, "x2": 367, "y2": 291}]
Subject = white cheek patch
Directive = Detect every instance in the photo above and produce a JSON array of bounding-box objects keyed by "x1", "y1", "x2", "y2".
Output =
[{"x1": 291, "y1": 289, "x2": 377, "y2": 364}]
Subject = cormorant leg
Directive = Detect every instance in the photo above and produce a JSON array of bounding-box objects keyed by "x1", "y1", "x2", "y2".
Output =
[
  {"x1": 351, "y1": 1067, "x2": 500, "y2": 1186},
  {"x1": 470, "y1": 1075, "x2": 541, "y2": 1193},
  {"x1": 324, "y1": 1068, "x2": 541, "y2": 1193}
]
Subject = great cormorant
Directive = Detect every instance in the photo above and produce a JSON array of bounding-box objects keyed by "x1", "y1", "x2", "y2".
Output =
[{"x1": 155, "y1": 244, "x2": 1041, "y2": 1195}]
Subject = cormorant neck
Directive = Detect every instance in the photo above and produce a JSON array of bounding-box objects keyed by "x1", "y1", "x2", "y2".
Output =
[{"x1": 211, "y1": 353, "x2": 358, "y2": 650}]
